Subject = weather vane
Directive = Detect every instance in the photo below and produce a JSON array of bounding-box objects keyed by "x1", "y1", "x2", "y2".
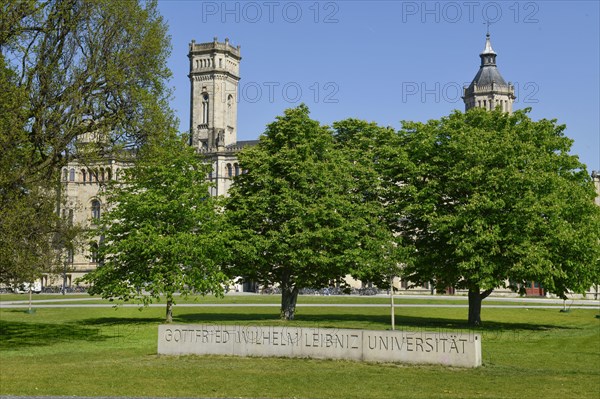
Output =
[{"x1": 484, "y1": 20, "x2": 493, "y2": 35}]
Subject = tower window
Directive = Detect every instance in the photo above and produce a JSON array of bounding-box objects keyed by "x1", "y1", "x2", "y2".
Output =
[
  {"x1": 226, "y1": 163, "x2": 233, "y2": 178},
  {"x1": 202, "y1": 93, "x2": 209, "y2": 124},
  {"x1": 69, "y1": 168, "x2": 75, "y2": 182},
  {"x1": 234, "y1": 163, "x2": 240, "y2": 177},
  {"x1": 227, "y1": 94, "x2": 234, "y2": 126}
]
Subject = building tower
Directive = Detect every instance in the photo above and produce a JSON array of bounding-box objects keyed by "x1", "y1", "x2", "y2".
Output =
[
  {"x1": 188, "y1": 37, "x2": 249, "y2": 196},
  {"x1": 463, "y1": 33, "x2": 515, "y2": 113},
  {"x1": 188, "y1": 37, "x2": 241, "y2": 150}
]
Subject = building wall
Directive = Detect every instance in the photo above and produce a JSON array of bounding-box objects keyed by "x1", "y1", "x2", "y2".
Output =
[{"x1": 56, "y1": 159, "x2": 131, "y2": 286}]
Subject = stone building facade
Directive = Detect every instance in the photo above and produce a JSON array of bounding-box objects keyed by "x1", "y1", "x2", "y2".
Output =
[{"x1": 54, "y1": 141, "x2": 132, "y2": 287}]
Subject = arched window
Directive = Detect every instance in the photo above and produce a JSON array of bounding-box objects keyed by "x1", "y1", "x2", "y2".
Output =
[
  {"x1": 82, "y1": 169, "x2": 87, "y2": 183},
  {"x1": 62, "y1": 169, "x2": 68, "y2": 181},
  {"x1": 67, "y1": 248, "x2": 74, "y2": 264},
  {"x1": 69, "y1": 168, "x2": 75, "y2": 182},
  {"x1": 202, "y1": 93, "x2": 209, "y2": 124},
  {"x1": 100, "y1": 168, "x2": 105, "y2": 182},
  {"x1": 234, "y1": 163, "x2": 240, "y2": 177},
  {"x1": 91, "y1": 199, "x2": 101, "y2": 220},
  {"x1": 107, "y1": 169, "x2": 112, "y2": 181},
  {"x1": 226, "y1": 163, "x2": 233, "y2": 178}
]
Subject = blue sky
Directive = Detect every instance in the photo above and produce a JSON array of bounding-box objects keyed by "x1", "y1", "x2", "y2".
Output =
[{"x1": 157, "y1": 0, "x2": 599, "y2": 172}]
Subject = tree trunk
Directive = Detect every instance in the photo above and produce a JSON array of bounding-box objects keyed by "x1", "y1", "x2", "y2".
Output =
[
  {"x1": 281, "y1": 286, "x2": 299, "y2": 321},
  {"x1": 467, "y1": 288, "x2": 494, "y2": 326},
  {"x1": 165, "y1": 297, "x2": 173, "y2": 323}
]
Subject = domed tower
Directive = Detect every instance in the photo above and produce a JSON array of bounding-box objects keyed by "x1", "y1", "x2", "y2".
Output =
[
  {"x1": 463, "y1": 33, "x2": 515, "y2": 113},
  {"x1": 188, "y1": 37, "x2": 241, "y2": 150}
]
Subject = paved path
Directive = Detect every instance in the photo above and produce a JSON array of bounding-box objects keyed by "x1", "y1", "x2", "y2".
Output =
[{"x1": 1, "y1": 296, "x2": 598, "y2": 309}]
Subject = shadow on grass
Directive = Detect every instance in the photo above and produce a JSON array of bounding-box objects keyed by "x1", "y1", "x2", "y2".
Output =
[
  {"x1": 78, "y1": 317, "x2": 163, "y2": 326},
  {"x1": 176, "y1": 312, "x2": 279, "y2": 324},
  {"x1": 174, "y1": 311, "x2": 578, "y2": 334},
  {"x1": 0, "y1": 319, "x2": 105, "y2": 350}
]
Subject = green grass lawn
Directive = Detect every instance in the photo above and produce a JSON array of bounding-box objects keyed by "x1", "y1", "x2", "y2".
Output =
[{"x1": 0, "y1": 300, "x2": 599, "y2": 399}]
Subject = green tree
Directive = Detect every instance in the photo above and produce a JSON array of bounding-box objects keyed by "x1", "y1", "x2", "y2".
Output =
[
  {"x1": 333, "y1": 119, "x2": 414, "y2": 329},
  {"x1": 1, "y1": 0, "x2": 172, "y2": 283},
  {"x1": 225, "y1": 105, "x2": 374, "y2": 320},
  {"x1": 391, "y1": 108, "x2": 600, "y2": 326},
  {"x1": 332, "y1": 119, "x2": 413, "y2": 288},
  {"x1": 2, "y1": 0, "x2": 172, "y2": 178},
  {"x1": 81, "y1": 134, "x2": 228, "y2": 322},
  {"x1": 0, "y1": 54, "x2": 65, "y2": 287}
]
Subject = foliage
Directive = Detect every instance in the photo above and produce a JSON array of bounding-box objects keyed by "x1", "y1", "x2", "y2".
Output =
[
  {"x1": 81, "y1": 134, "x2": 228, "y2": 322},
  {"x1": 0, "y1": 54, "x2": 68, "y2": 286},
  {"x1": 390, "y1": 107, "x2": 600, "y2": 325},
  {"x1": 0, "y1": 0, "x2": 172, "y2": 284},
  {"x1": 225, "y1": 105, "x2": 376, "y2": 320},
  {"x1": 2, "y1": 0, "x2": 173, "y2": 173},
  {"x1": 332, "y1": 119, "x2": 413, "y2": 287}
]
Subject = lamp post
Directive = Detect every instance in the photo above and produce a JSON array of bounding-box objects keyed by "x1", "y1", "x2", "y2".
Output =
[{"x1": 390, "y1": 274, "x2": 395, "y2": 331}]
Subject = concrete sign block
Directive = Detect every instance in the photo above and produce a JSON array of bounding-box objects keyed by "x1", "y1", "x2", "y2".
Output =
[{"x1": 158, "y1": 324, "x2": 481, "y2": 368}]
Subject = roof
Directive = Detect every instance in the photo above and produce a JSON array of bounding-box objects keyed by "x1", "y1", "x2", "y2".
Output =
[
  {"x1": 469, "y1": 65, "x2": 508, "y2": 87},
  {"x1": 231, "y1": 139, "x2": 260, "y2": 148},
  {"x1": 466, "y1": 34, "x2": 509, "y2": 90}
]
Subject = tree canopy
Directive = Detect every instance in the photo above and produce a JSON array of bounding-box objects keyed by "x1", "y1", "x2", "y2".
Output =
[
  {"x1": 389, "y1": 107, "x2": 600, "y2": 325},
  {"x1": 0, "y1": 54, "x2": 65, "y2": 286},
  {"x1": 332, "y1": 119, "x2": 413, "y2": 287},
  {"x1": 225, "y1": 105, "x2": 379, "y2": 320},
  {"x1": 1, "y1": 0, "x2": 173, "y2": 284},
  {"x1": 2, "y1": 0, "x2": 172, "y2": 173},
  {"x1": 81, "y1": 134, "x2": 228, "y2": 322}
]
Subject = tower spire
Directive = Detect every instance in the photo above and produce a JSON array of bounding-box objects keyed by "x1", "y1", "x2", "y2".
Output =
[{"x1": 462, "y1": 32, "x2": 515, "y2": 113}]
